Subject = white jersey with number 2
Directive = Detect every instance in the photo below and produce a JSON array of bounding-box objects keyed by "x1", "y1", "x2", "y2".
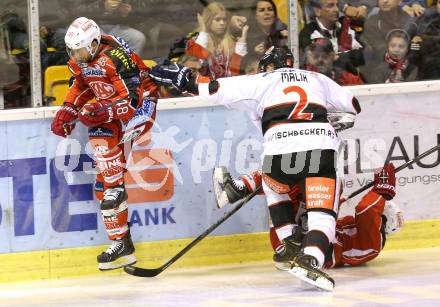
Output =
[{"x1": 198, "y1": 68, "x2": 358, "y2": 156}]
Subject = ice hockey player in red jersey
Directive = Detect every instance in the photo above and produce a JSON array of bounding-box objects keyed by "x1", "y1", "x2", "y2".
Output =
[
  {"x1": 147, "y1": 46, "x2": 361, "y2": 291},
  {"x1": 212, "y1": 163, "x2": 403, "y2": 271},
  {"x1": 51, "y1": 17, "x2": 159, "y2": 270}
]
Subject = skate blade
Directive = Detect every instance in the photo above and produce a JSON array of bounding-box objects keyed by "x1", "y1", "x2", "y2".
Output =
[
  {"x1": 98, "y1": 254, "x2": 137, "y2": 271},
  {"x1": 212, "y1": 168, "x2": 228, "y2": 208},
  {"x1": 288, "y1": 266, "x2": 334, "y2": 291}
]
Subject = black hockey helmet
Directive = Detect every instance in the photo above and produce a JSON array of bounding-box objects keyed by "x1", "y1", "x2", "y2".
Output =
[{"x1": 258, "y1": 46, "x2": 294, "y2": 73}]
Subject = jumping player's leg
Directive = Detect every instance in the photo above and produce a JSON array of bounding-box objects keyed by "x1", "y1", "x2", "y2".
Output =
[
  {"x1": 89, "y1": 121, "x2": 135, "y2": 270},
  {"x1": 212, "y1": 168, "x2": 262, "y2": 208}
]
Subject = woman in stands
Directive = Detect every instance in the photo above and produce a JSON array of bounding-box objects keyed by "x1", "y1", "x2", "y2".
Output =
[{"x1": 246, "y1": 0, "x2": 288, "y2": 56}]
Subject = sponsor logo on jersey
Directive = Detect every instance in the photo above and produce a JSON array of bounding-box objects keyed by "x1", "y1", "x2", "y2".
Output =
[
  {"x1": 88, "y1": 127, "x2": 114, "y2": 137},
  {"x1": 89, "y1": 81, "x2": 115, "y2": 99},
  {"x1": 266, "y1": 127, "x2": 336, "y2": 142},
  {"x1": 109, "y1": 47, "x2": 136, "y2": 69},
  {"x1": 114, "y1": 36, "x2": 133, "y2": 55},
  {"x1": 81, "y1": 65, "x2": 106, "y2": 78}
]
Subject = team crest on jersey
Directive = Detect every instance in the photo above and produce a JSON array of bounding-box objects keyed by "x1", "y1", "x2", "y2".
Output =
[
  {"x1": 81, "y1": 65, "x2": 106, "y2": 78},
  {"x1": 89, "y1": 81, "x2": 115, "y2": 99}
]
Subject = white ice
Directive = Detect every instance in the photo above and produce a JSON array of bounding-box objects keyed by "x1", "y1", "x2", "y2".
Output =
[{"x1": 1, "y1": 247, "x2": 440, "y2": 307}]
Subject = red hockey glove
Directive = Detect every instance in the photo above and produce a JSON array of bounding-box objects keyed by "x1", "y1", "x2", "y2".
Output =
[
  {"x1": 373, "y1": 163, "x2": 396, "y2": 200},
  {"x1": 51, "y1": 102, "x2": 78, "y2": 137},
  {"x1": 78, "y1": 101, "x2": 113, "y2": 127}
]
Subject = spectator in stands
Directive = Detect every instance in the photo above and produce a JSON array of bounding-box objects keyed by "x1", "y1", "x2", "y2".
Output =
[
  {"x1": 185, "y1": 2, "x2": 248, "y2": 79},
  {"x1": 409, "y1": 0, "x2": 440, "y2": 79},
  {"x1": 299, "y1": 0, "x2": 364, "y2": 73},
  {"x1": 0, "y1": 10, "x2": 31, "y2": 108},
  {"x1": 339, "y1": 0, "x2": 376, "y2": 20},
  {"x1": 402, "y1": 0, "x2": 427, "y2": 17},
  {"x1": 360, "y1": 0, "x2": 417, "y2": 71},
  {"x1": 246, "y1": 0, "x2": 289, "y2": 56},
  {"x1": 70, "y1": 0, "x2": 147, "y2": 55},
  {"x1": 367, "y1": 29, "x2": 418, "y2": 83},
  {"x1": 39, "y1": 26, "x2": 69, "y2": 66},
  {"x1": 303, "y1": 37, "x2": 364, "y2": 85},
  {"x1": 239, "y1": 54, "x2": 261, "y2": 74}
]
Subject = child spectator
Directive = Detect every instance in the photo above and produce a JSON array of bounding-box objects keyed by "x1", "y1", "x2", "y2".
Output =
[
  {"x1": 360, "y1": 0, "x2": 417, "y2": 69},
  {"x1": 185, "y1": 2, "x2": 248, "y2": 78},
  {"x1": 367, "y1": 29, "x2": 418, "y2": 83},
  {"x1": 409, "y1": 0, "x2": 440, "y2": 79}
]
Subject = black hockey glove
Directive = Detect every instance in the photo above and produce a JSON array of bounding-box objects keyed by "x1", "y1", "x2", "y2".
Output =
[{"x1": 149, "y1": 60, "x2": 193, "y2": 92}]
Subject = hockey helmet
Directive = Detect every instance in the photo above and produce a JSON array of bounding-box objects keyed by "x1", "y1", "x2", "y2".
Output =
[
  {"x1": 383, "y1": 201, "x2": 404, "y2": 235},
  {"x1": 258, "y1": 45, "x2": 294, "y2": 73},
  {"x1": 65, "y1": 17, "x2": 101, "y2": 62}
]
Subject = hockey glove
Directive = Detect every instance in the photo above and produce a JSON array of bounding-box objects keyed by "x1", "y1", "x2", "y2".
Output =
[
  {"x1": 148, "y1": 60, "x2": 193, "y2": 92},
  {"x1": 51, "y1": 102, "x2": 78, "y2": 137},
  {"x1": 78, "y1": 101, "x2": 113, "y2": 127},
  {"x1": 373, "y1": 163, "x2": 396, "y2": 200},
  {"x1": 327, "y1": 112, "x2": 356, "y2": 132}
]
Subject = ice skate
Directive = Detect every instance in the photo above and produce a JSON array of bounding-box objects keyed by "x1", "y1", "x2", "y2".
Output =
[
  {"x1": 97, "y1": 231, "x2": 136, "y2": 271},
  {"x1": 289, "y1": 252, "x2": 335, "y2": 291},
  {"x1": 212, "y1": 167, "x2": 250, "y2": 208},
  {"x1": 273, "y1": 234, "x2": 301, "y2": 271}
]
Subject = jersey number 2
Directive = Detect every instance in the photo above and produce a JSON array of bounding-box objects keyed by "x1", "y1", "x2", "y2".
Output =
[{"x1": 283, "y1": 86, "x2": 313, "y2": 120}]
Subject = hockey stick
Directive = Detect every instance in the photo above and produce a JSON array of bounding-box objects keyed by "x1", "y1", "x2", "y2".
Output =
[
  {"x1": 124, "y1": 143, "x2": 440, "y2": 277},
  {"x1": 124, "y1": 186, "x2": 262, "y2": 277},
  {"x1": 347, "y1": 143, "x2": 440, "y2": 199}
]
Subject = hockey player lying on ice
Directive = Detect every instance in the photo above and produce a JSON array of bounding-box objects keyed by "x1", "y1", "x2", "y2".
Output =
[
  {"x1": 148, "y1": 46, "x2": 362, "y2": 291},
  {"x1": 212, "y1": 163, "x2": 404, "y2": 271}
]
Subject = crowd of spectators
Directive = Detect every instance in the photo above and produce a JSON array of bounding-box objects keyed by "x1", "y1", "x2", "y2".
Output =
[{"x1": 1, "y1": 0, "x2": 440, "y2": 108}]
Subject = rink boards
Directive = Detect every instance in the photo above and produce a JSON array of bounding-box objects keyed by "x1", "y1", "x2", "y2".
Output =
[{"x1": 0, "y1": 81, "x2": 440, "y2": 281}]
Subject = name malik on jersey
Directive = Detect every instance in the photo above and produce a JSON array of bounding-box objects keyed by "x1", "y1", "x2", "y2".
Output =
[{"x1": 281, "y1": 72, "x2": 308, "y2": 83}]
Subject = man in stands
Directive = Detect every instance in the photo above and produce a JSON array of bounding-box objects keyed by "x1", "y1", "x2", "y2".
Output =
[
  {"x1": 50, "y1": 17, "x2": 159, "y2": 271},
  {"x1": 304, "y1": 37, "x2": 364, "y2": 85},
  {"x1": 299, "y1": 0, "x2": 364, "y2": 73}
]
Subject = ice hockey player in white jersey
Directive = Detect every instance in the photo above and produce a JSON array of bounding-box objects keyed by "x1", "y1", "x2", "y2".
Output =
[{"x1": 148, "y1": 46, "x2": 361, "y2": 291}]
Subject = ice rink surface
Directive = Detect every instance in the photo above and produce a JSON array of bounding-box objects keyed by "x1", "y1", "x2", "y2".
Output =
[{"x1": 1, "y1": 247, "x2": 440, "y2": 307}]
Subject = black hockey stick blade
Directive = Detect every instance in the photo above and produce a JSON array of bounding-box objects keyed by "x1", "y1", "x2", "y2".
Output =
[
  {"x1": 347, "y1": 143, "x2": 440, "y2": 200},
  {"x1": 124, "y1": 187, "x2": 262, "y2": 277},
  {"x1": 124, "y1": 187, "x2": 261, "y2": 277}
]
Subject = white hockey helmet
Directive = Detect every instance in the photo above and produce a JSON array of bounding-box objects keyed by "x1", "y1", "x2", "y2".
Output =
[
  {"x1": 65, "y1": 17, "x2": 101, "y2": 61},
  {"x1": 383, "y1": 201, "x2": 404, "y2": 235}
]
